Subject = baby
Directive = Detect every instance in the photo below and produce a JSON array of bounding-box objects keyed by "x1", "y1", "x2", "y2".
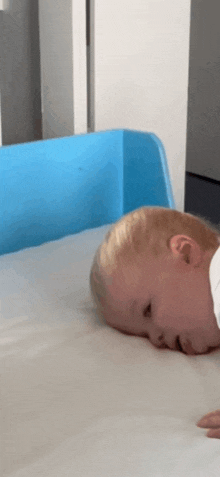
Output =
[{"x1": 90, "y1": 206, "x2": 220, "y2": 438}]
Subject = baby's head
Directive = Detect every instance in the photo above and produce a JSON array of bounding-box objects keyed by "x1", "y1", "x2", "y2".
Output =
[{"x1": 90, "y1": 206, "x2": 220, "y2": 355}]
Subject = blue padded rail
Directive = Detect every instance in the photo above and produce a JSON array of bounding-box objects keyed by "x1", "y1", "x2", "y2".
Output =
[{"x1": 0, "y1": 129, "x2": 175, "y2": 256}]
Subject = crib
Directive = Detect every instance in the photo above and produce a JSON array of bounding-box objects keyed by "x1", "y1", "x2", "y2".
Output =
[{"x1": 1, "y1": 130, "x2": 220, "y2": 477}]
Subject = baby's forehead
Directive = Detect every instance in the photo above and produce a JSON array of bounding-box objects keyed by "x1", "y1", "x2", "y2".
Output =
[
  {"x1": 106, "y1": 267, "x2": 149, "y2": 315},
  {"x1": 108, "y1": 253, "x2": 159, "y2": 288},
  {"x1": 104, "y1": 252, "x2": 170, "y2": 314}
]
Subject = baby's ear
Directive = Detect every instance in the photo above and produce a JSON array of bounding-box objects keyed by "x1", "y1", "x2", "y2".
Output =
[
  {"x1": 169, "y1": 235, "x2": 187, "y2": 256},
  {"x1": 180, "y1": 243, "x2": 191, "y2": 264},
  {"x1": 170, "y1": 234, "x2": 191, "y2": 250},
  {"x1": 169, "y1": 235, "x2": 200, "y2": 265}
]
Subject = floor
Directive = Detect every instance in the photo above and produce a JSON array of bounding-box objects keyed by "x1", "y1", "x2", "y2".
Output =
[{"x1": 184, "y1": 172, "x2": 220, "y2": 230}]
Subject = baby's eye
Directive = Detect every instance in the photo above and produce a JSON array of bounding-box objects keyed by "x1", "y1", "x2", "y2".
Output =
[{"x1": 143, "y1": 303, "x2": 151, "y2": 318}]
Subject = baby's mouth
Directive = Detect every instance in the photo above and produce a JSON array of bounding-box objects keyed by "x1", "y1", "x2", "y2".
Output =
[
  {"x1": 175, "y1": 336, "x2": 184, "y2": 352},
  {"x1": 176, "y1": 336, "x2": 196, "y2": 355}
]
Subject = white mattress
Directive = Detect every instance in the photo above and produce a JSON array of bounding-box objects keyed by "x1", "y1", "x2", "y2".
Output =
[{"x1": 1, "y1": 224, "x2": 220, "y2": 477}]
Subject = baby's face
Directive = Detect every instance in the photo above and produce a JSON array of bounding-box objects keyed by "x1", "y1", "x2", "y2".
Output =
[{"x1": 103, "y1": 236, "x2": 220, "y2": 355}]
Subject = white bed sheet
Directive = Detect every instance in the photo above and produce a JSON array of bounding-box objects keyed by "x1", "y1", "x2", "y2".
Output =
[{"x1": 1, "y1": 224, "x2": 220, "y2": 477}]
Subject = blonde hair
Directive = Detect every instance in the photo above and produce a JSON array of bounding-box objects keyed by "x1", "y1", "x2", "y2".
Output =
[{"x1": 90, "y1": 206, "x2": 220, "y2": 312}]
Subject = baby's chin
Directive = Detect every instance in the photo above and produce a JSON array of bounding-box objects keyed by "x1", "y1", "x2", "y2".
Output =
[
  {"x1": 195, "y1": 345, "x2": 220, "y2": 355},
  {"x1": 192, "y1": 340, "x2": 220, "y2": 355}
]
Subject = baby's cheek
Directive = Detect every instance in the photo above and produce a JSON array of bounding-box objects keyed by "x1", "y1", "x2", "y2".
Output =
[
  {"x1": 102, "y1": 298, "x2": 125, "y2": 328},
  {"x1": 155, "y1": 310, "x2": 179, "y2": 330},
  {"x1": 108, "y1": 275, "x2": 132, "y2": 303}
]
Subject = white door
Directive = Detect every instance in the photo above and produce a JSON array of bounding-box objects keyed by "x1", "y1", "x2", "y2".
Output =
[{"x1": 93, "y1": 0, "x2": 191, "y2": 212}]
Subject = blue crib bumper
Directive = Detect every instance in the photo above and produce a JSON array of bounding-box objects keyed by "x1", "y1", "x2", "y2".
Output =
[{"x1": 0, "y1": 129, "x2": 175, "y2": 256}]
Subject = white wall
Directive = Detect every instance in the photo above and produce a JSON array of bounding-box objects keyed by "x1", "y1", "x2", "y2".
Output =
[
  {"x1": 0, "y1": 7, "x2": 3, "y2": 146},
  {"x1": 94, "y1": 0, "x2": 191, "y2": 212}
]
